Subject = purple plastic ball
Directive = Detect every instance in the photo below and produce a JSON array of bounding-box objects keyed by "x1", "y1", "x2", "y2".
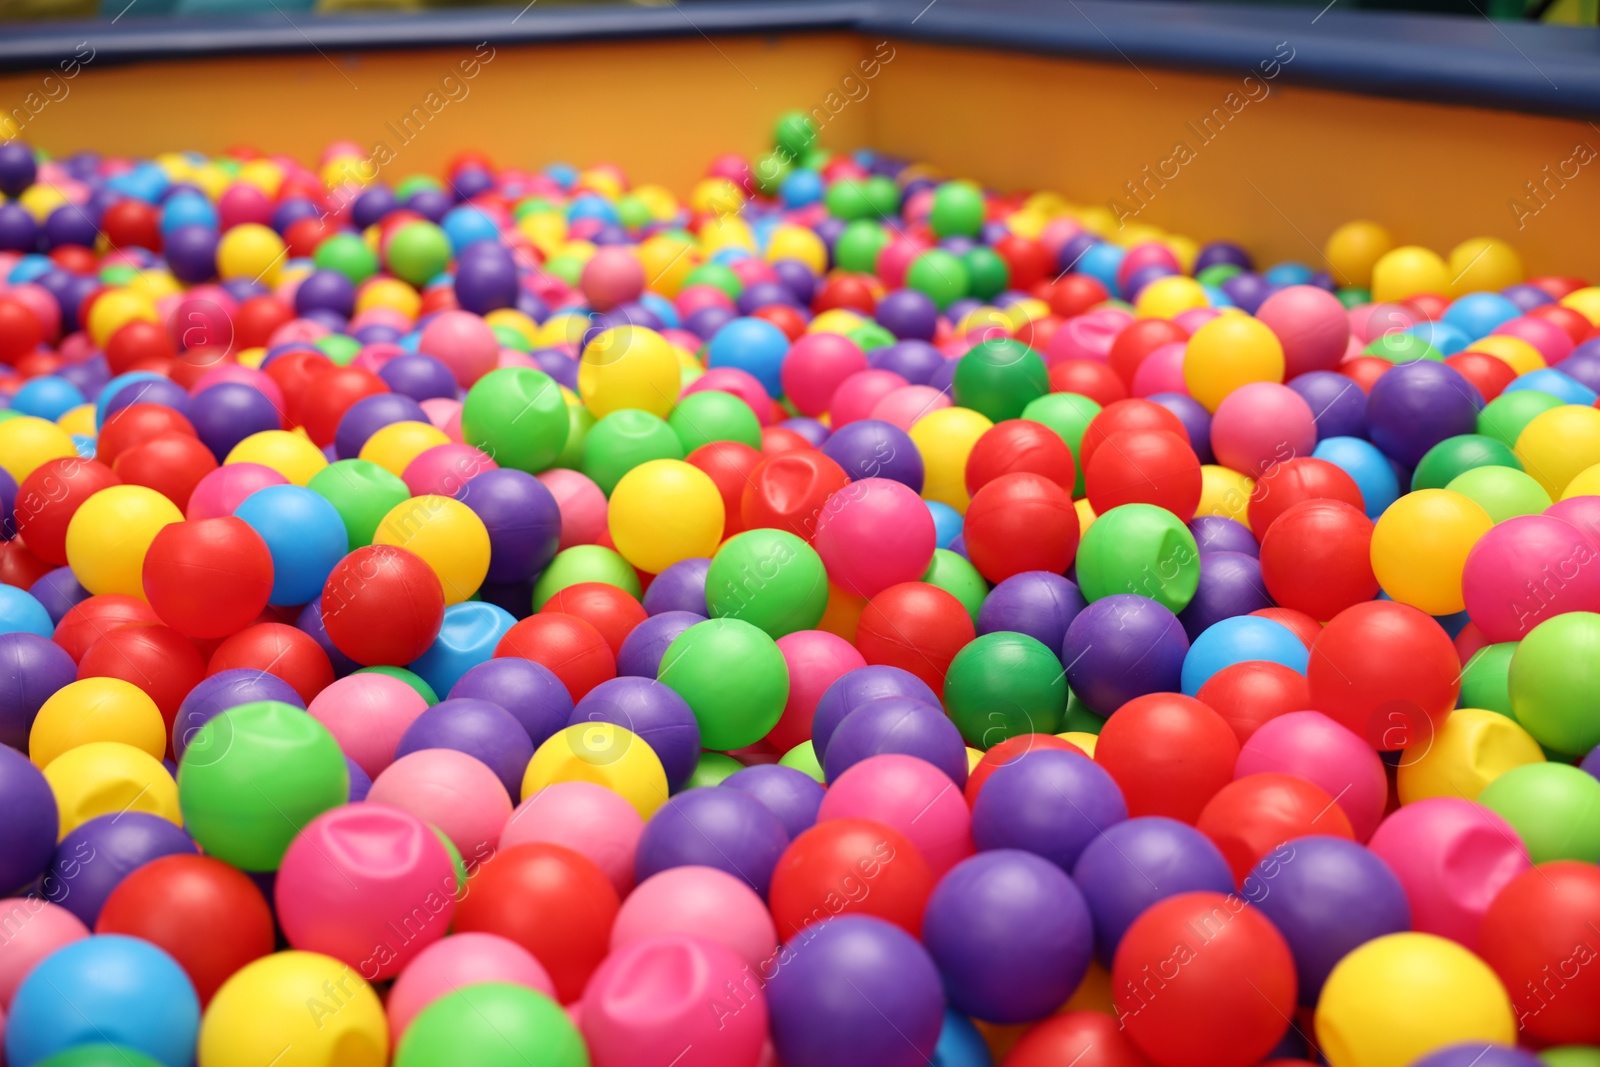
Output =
[
  {"x1": 634, "y1": 786, "x2": 789, "y2": 896},
  {"x1": 976, "y1": 571, "x2": 1086, "y2": 654},
  {"x1": 346, "y1": 756, "x2": 372, "y2": 803},
  {"x1": 922, "y1": 849, "x2": 1094, "y2": 1024},
  {"x1": 0, "y1": 745, "x2": 57, "y2": 896},
  {"x1": 171, "y1": 668, "x2": 305, "y2": 759},
  {"x1": 107, "y1": 376, "x2": 189, "y2": 418},
  {"x1": 164, "y1": 224, "x2": 219, "y2": 284},
  {"x1": 405, "y1": 188, "x2": 451, "y2": 224},
  {"x1": 529, "y1": 349, "x2": 579, "y2": 391},
  {"x1": 771, "y1": 259, "x2": 817, "y2": 306},
  {"x1": 1554, "y1": 348, "x2": 1600, "y2": 395},
  {"x1": 1061, "y1": 594, "x2": 1189, "y2": 716},
  {"x1": 1189, "y1": 515, "x2": 1258, "y2": 557},
  {"x1": 640, "y1": 557, "x2": 710, "y2": 616},
  {"x1": 55, "y1": 357, "x2": 111, "y2": 404},
  {"x1": 395, "y1": 697, "x2": 534, "y2": 800},
  {"x1": 721, "y1": 764, "x2": 824, "y2": 840},
  {"x1": 1412, "y1": 1046, "x2": 1543, "y2": 1067},
  {"x1": 270, "y1": 199, "x2": 319, "y2": 234},
  {"x1": 294, "y1": 270, "x2": 355, "y2": 318},
  {"x1": 616, "y1": 610, "x2": 704, "y2": 679},
  {"x1": 454, "y1": 468, "x2": 561, "y2": 585},
  {"x1": 189, "y1": 383, "x2": 283, "y2": 461},
  {"x1": 1195, "y1": 242, "x2": 1254, "y2": 273},
  {"x1": 1146, "y1": 392, "x2": 1215, "y2": 464},
  {"x1": 448, "y1": 657, "x2": 573, "y2": 750},
  {"x1": 1287, "y1": 370, "x2": 1367, "y2": 441},
  {"x1": 684, "y1": 306, "x2": 737, "y2": 341},
  {"x1": 778, "y1": 417, "x2": 830, "y2": 447},
  {"x1": 874, "y1": 290, "x2": 939, "y2": 342},
  {"x1": 569, "y1": 676, "x2": 700, "y2": 791},
  {"x1": 352, "y1": 186, "x2": 397, "y2": 229},
  {"x1": 47, "y1": 812, "x2": 197, "y2": 926},
  {"x1": 820, "y1": 420, "x2": 923, "y2": 491},
  {"x1": 1221, "y1": 272, "x2": 1275, "y2": 314},
  {"x1": 455, "y1": 240, "x2": 519, "y2": 316},
  {"x1": 334, "y1": 392, "x2": 429, "y2": 460},
  {"x1": 378, "y1": 354, "x2": 459, "y2": 402},
  {"x1": 43, "y1": 204, "x2": 100, "y2": 250},
  {"x1": 1582, "y1": 742, "x2": 1600, "y2": 781},
  {"x1": 1367, "y1": 360, "x2": 1484, "y2": 468},
  {"x1": 0, "y1": 467, "x2": 13, "y2": 541},
  {"x1": 869, "y1": 340, "x2": 944, "y2": 385},
  {"x1": 1502, "y1": 284, "x2": 1554, "y2": 312},
  {"x1": 294, "y1": 596, "x2": 361, "y2": 678},
  {"x1": 1178, "y1": 550, "x2": 1274, "y2": 640},
  {"x1": 0, "y1": 142, "x2": 37, "y2": 198},
  {"x1": 0, "y1": 203, "x2": 38, "y2": 253},
  {"x1": 811, "y1": 665, "x2": 940, "y2": 765},
  {"x1": 971, "y1": 749, "x2": 1127, "y2": 871},
  {"x1": 0, "y1": 634, "x2": 78, "y2": 750},
  {"x1": 823, "y1": 697, "x2": 967, "y2": 786},
  {"x1": 737, "y1": 282, "x2": 800, "y2": 316},
  {"x1": 27, "y1": 568, "x2": 89, "y2": 627}
]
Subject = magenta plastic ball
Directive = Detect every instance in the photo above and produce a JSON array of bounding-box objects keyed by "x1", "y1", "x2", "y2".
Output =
[
  {"x1": 1462, "y1": 514, "x2": 1600, "y2": 644},
  {"x1": 1256, "y1": 285, "x2": 1350, "y2": 379},
  {"x1": 1129, "y1": 341, "x2": 1188, "y2": 399},
  {"x1": 402, "y1": 443, "x2": 498, "y2": 498},
  {"x1": 817, "y1": 754, "x2": 973, "y2": 877},
  {"x1": 612, "y1": 865, "x2": 778, "y2": 972},
  {"x1": 771, "y1": 629, "x2": 865, "y2": 757},
  {"x1": 186, "y1": 463, "x2": 287, "y2": 520},
  {"x1": 781, "y1": 333, "x2": 869, "y2": 417},
  {"x1": 581, "y1": 248, "x2": 646, "y2": 313},
  {"x1": 307, "y1": 672, "x2": 429, "y2": 778},
  {"x1": 500, "y1": 781, "x2": 643, "y2": 897},
  {"x1": 869, "y1": 385, "x2": 951, "y2": 431},
  {"x1": 1234, "y1": 711, "x2": 1387, "y2": 842},
  {"x1": 814, "y1": 479, "x2": 936, "y2": 600},
  {"x1": 1209, "y1": 382, "x2": 1317, "y2": 477},
  {"x1": 829, "y1": 369, "x2": 910, "y2": 427},
  {"x1": 536, "y1": 468, "x2": 608, "y2": 551},
  {"x1": 366, "y1": 748, "x2": 512, "y2": 863},
  {"x1": 387, "y1": 932, "x2": 555, "y2": 1039},
  {"x1": 419, "y1": 310, "x2": 499, "y2": 387}
]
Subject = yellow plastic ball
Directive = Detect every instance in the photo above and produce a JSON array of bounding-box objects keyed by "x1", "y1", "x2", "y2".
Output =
[
  {"x1": 1135, "y1": 276, "x2": 1209, "y2": 319},
  {"x1": 237, "y1": 347, "x2": 268, "y2": 370},
  {"x1": 128, "y1": 269, "x2": 182, "y2": 304},
  {"x1": 355, "y1": 276, "x2": 422, "y2": 320},
  {"x1": 1559, "y1": 286, "x2": 1600, "y2": 326},
  {"x1": 964, "y1": 747, "x2": 984, "y2": 773},
  {"x1": 523, "y1": 723, "x2": 669, "y2": 819},
  {"x1": 1198, "y1": 465, "x2": 1256, "y2": 527},
  {"x1": 484, "y1": 309, "x2": 538, "y2": 347},
  {"x1": 1324, "y1": 221, "x2": 1393, "y2": 289},
  {"x1": 200, "y1": 951, "x2": 388, "y2": 1067},
  {"x1": 909, "y1": 407, "x2": 995, "y2": 513},
  {"x1": 86, "y1": 289, "x2": 159, "y2": 348},
  {"x1": 43, "y1": 741, "x2": 181, "y2": 839},
  {"x1": 1182, "y1": 316, "x2": 1285, "y2": 413},
  {"x1": 578, "y1": 326, "x2": 681, "y2": 419},
  {"x1": 1314, "y1": 932, "x2": 1515, "y2": 1067},
  {"x1": 1465, "y1": 334, "x2": 1545, "y2": 376},
  {"x1": 1075, "y1": 497, "x2": 1097, "y2": 533},
  {"x1": 237, "y1": 159, "x2": 285, "y2": 196},
  {"x1": 536, "y1": 311, "x2": 592, "y2": 350},
  {"x1": 1059, "y1": 731, "x2": 1099, "y2": 758},
  {"x1": 810, "y1": 309, "x2": 865, "y2": 336},
  {"x1": 30, "y1": 677, "x2": 166, "y2": 768},
  {"x1": 635, "y1": 233, "x2": 698, "y2": 298},
  {"x1": 1396, "y1": 707, "x2": 1545, "y2": 804},
  {"x1": 690, "y1": 177, "x2": 744, "y2": 216},
  {"x1": 608, "y1": 459, "x2": 725, "y2": 574},
  {"x1": 517, "y1": 212, "x2": 568, "y2": 258},
  {"x1": 56, "y1": 404, "x2": 97, "y2": 437},
  {"x1": 766, "y1": 225, "x2": 828, "y2": 274},
  {"x1": 1370, "y1": 489, "x2": 1493, "y2": 615},
  {"x1": 356, "y1": 421, "x2": 449, "y2": 479},
  {"x1": 1448, "y1": 237, "x2": 1523, "y2": 295},
  {"x1": 18, "y1": 184, "x2": 68, "y2": 224},
  {"x1": 699, "y1": 216, "x2": 756, "y2": 254},
  {"x1": 577, "y1": 168, "x2": 624, "y2": 199},
  {"x1": 217, "y1": 223, "x2": 289, "y2": 286},
  {"x1": 226, "y1": 429, "x2": 329, "y2": 485},
  {"x1": 1515, "y1": 405, "x2": 1600, "y2": 498},
  {"x1": 1560, "y1": 462, "x2": 1600, "y2": 500},
  {"x1": 0, "y1": 415, "x2": 77, "y2": 483},
  {"x1": 1371, "y1": 246, "x2": 1450, "y2": 304},
  {"x1": 956, "y1": 307, "x2": 1008, "y2": 337},
  {"x1": 64, "y1": 485, "x2": 183, "y2": 598},
  {"x1": 373, "y1": 496, "x2": 491, "y2": 605}
]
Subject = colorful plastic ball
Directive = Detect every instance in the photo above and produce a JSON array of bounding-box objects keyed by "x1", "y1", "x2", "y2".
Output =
[
  {"x1": 367, "y1": 747, "x2": 510, "y2": 861},
  {"x1": 12, "y1": 457, "x2": 121, "y2": 566},
  {"x1": 757, "y1": 629, "x2": 861, "y2": 755},
  {"x1": 952, "y1": 338, "x2": 1050, "y2": 423},
  {"x1": 1368, "y1": 361, "x2": 1486, "y2": 470},
  {"x1": 976, "y1": 571, "x2": 1086, "y2": 654},
  {"x1": 1005, "y1": 1010, "x2": 1155, "y2": 1067},
  {"x1": 197, "y1": 950, "x2": 388, "y2": 1067},
  {"x1": 1258, "y1": 500, "x2": 1376, "y2": 621},
  {"x1": 386, "y1": 933, "x2": 554, "y2": 1041},
  {"x1": 960, "y1": 472, "x2": 1079, "y2": 585},
  {"x1": 812, "y1": 477, "x2": 935, "y2": 598},
  {"x1": 943, "y1": 631, "x2": 1067, "y2": 746},
  {"x1": 63, "y1": 485, "x2": 183, "y2": 599},
  {"x1": 811, "y1": 664, "x2": 939, "y2": 764},
  {"x1": 0, "y1": 416, "x2": 76, "y2": 485},
  {"x1": 1411, "y1": 434, "x2": 1521, "y2": 492},
  {"x1": 568, "y1": 676, "x2": 699, "y2": 792},
  {"x1": 499, "y1": 780, "x2": 642, "y2": 897},
  {"x1": 1446, "y1": 464, "x2": 1550, "y2": 522},
  {"x1": 1094, "y1": 692, "x2": 1239, "y2": 823},
  {"x1": 459, "y1": 367, "x2": 569, "y2": 474},
  {"x1": 818, "y1": 419, "x2": 921, "y2": 491},
  {"x1": 707, "y1": 317, "x2": 790, "y2": 399},
  {"x1": 1256, "y1": 285, "x2": 1351, "y2": 378},
  {"x1": 779, "y1": 332, "x2": 867, "y2": 417},
  {"x1": 1237, "y1": 711, "x2": 1386, "y2": 840},
  {"x1": 139, "y1": 517, "x2": 272, "y2": 638},
  {"x1": 633, "y1": 783, "x2": 789, "y2": 895},
  {"x1": 908, "y1": 406, "x2": 994, "y2": 513},
  {"x1": 575, "y1": 325, "x2": 679, "y2": 421},
  {"x1": 971, "y1": 748, "x2": 1127, "y2": 871},
  {"x1": 604, "y1": 459, "x2": 724, "y2": 576},
  {"x1": 222, "y1": 485, "x2": 342, "y2": 608},
  {"x1": 176, "y1": 700, "x2": 347, "y2": 871},
  {"x1": 656, "y1": 618, "x2": 787, "y2": 751},
  {"x1": 0, "y1": 586, "x2": 51, "y2": 639},
  {"x1": 1370, "y1": 488, "x2": 1493, "y2": 615},
  {"x1": 720, "y1": 763, "x2": 823, "y2": 843},
  {"x1": 394, "y1": 982, "x2": 584, "y2": 1067},
  {"x1": 615, "y1": 610, "x2": 703, "y2": 680},
  {"x1": 670, "y1": 389, "x2": 764, "y2": 454},
  {"x1": 371, "y1": 495, "x2": 490, "y2": 605},
  {"x1": 1478, "y1": 762, "x2": 1600, "y2": 864},
  {"x1": 320, "y1": 544, "x2": 446, "y2": 667},
  {"x1": 612, "y1": 865, "x2": 777, "y2": 976},
  {"x1": 1460, "y1": 514, "x2": 1600, "y2": 643},
  {"x1": 1509, "y1": 611, "x2": 1600, "y2": 755},
  {"x1": 1085, "y1": 429, "x2": 1203, "y2": 520},
  {"x1": 963, "y1": 418, "x2": 1075, "y2": 498},
  {"x1": 394, "y1": 696, "x2": 533, "y2": 800},
  {"x1": 1181, "y1": 614, "x2": 1309, "y2": 696},
  {"x1": 521, "y1": 719, "x2": 668, "y2": 819},
  {"x1": 171, "y1": 668, "x2": 304, "y2": 761},
  {"x1": 1058, "y1": 594, "x2": 1187, "y2": 717},
  {"x1": 818, "y1": 753, "x2": 973, "y2": 877},
  {"x1": 1314, "y1": 436, "x2": 1400, "y2": 519},
  {"x1": 1074, "y1": 503, "x2": 1200, "y2": 612},
  {"x1": 1174, "y1": 549, "x2": 1272, "y2": 639},
  {"x1": 1514, "y1": 404, "x2": 1600, "y2": 499},
  {"x1": 30, "y1": 675, "x2": 164, "y2": 770},
  {"x1": 735, "y1": 449, "x2": 845, "y2": 541},
  {"x1": 824, "y1": 696, "x2": 967, "y2": 785},
  {"x1": 1197, "y1": 773, "x2": 1354, "y2": 884},
  {"x1": 1314, "y1": 932, "x2": 1515, "y2": 1067},
  {"x1": 0, "y1": 899, "x2": 87, "y2": 1007},
  {"x1": 1182, "y1": 316, "x2": 1285, "y2": 413},
  {"x1": 223, "y1": 429, "x2": 328, "y2": 486},
  {"x1": 0, "y1": 745, "x2": 58, "y2": 895},
  {"x1": 768, "y1": 818, "x2": 932, "y2": 939},
  {"x1": 1478, "y1": 860, "x2": 1600, "y2": 1045},
  {"x1": 4, "y1": 935, "x2": 199, "y2": 1067},
  {"x1": 1112, "y1": 891, "x2": 1296, "y2": 1067},
  {"x1": 1308, "y1": 600, "x2": 1462, "y2": 751},
  {"x1": 41, "y1": 739, "x2": 180, "y2": 837},
  {"x1": 187, "y1": 463, "x2": 287, "y2": 524}
]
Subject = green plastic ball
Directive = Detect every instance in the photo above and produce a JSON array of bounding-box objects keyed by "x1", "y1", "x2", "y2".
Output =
[
  {"x1": 313, "y1": 232, "x2": 378, "y2": 285},
  {"x1": 753, "y1": 150, "x2": 792, "y2": 197},
  {"x1": 779, "y1": 740, "x2": 825, "y2": 782},
  {"x1": 1410, "y1": 434, "x2": 1522, "y2": 491},
  {"x1": 1478, "y1": 390, "x2": 1565, "y2": 450},
  {"x1": 1478, "y1": 762, "x2": 1600, "y2": 863},
  {"x1": 1336, "y1": 287, "x2": 1372, "y2": 309},
  {"x1": 846, "y1": 322, "x2": 897, "y2": 353},
  {"x1": 906, "y1": 249, "x2": 969, "y2": 310},
  {"x1": 356, "y1": 665, "x2": 439, "y2": 705},
  {"x1": 1075, "y1": 503, "x2": 1200, "y2": 613},
  {"x1": 100, "y1": 264, "x2": 138, "y2": 287},
  {"x1": 658, "y1": 618, "x2": 789, "y2": 751},
  {"x1": 953, "y1": 337, "x2": 1050, "y2": 422},
  {"x1": 825, "y1": 181, "x2": 874, "y2": 222},
  {"x1": 37, "y1": 1047, "x2": 163, "y2": 1067},
  {"x1": 1363, "y1": 333, "x2": 1442, "y2": 364},
  {"x1": 177, "y1": 701, "x2": 348, "y2": 871},
  {"x1": 315, "y1": 334, "x2": 360, "y2": 366},
  {"x1": 1459, "y1": 642, "x2": 1516, "y2": 717},
  {"x1": 554, "y1": 405, "x2": 595, "y2": 470},
  {"x1": 1509, "y1": 611, "x2": 1600, "y2": 755},
  {"x1": 387, "y1": 222, "x2": 452, "y2": 287},
  {"x1": 1063, "y1": 691, "x2": 1107, "y2": 735},
  {"x1": 835, "y1": 220, "x2": 890, "y2": 274},
  {"x1": 774, "y1": 111, "x2": 817, "y2": 157},
  {"x1": 532, "y1": 545, "x2": 642, "y2": 609},
  {"x1": 930, "y1": 180, "x2": 985, "y2": 238},
  {"x1": 943, "y1": 631, "x2": 1067, "y2": 747},
  {"x1": 863, "y1": 175, "x2": 901, "y2": 219},
  {"x1": 307, "y1": 459, "x2": 410, "y2": 551},
  {"x1": 686, "y1": 751, "x2": 744, "y2": 788},
  {"x1": 963, "y1": 247, "x2": 1010, "y2": 302},
  {"x1": 395, "y1": 175, "x2": 443, "y2": 200},
  {"x1": 1445, "y1": 465, "x2": 1551, "y2": 522},
  {"x1": 461, "y1": 368, "x2": 569, "y2": 474},
  {"x1": 922, "y1": 549, "x2": 987, "y2": 625},
  {"x1": 683, "y1": 262, "x2": 743, "y2": 300},
  {"x1": 1541, "y1": 1048, "x2": 1600, "y2": 1067},
  {"x1": 582, "y1": 409, "x2": 685, "y2": 495},
  {"x1": 1196, "y1": 264, "x2": 1242, "y2": 288},
  {"x1": 669, "y1": 390, "x2": 762, "y2": 452},
  {"x1": 493, "y1": 325, "x2": 532, "y2": 353},
  {"x1": 615, "y1": 194, "x2": 651, "y2": 231},
  {"x1": 394, "y1": 984, "x2": 587, "y2": 1067},
  {"x1": 1023, "y1": 392, "x2": 1101, "y2": 496},
  {"x1": 705, "y1": 529, "x2": 828, "y2": 638}
]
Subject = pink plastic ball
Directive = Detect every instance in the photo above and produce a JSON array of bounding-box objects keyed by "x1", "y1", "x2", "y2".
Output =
[
  {"x1": 676, "y1": 285, "x2": 736, "y2": 319},
  {"x1": 768, "y1": 630, "x2": 868, "y2": 755},
  {"x1": 420, "y1": 398, "x2": 464, "y2": 439},
  {"x1": 1546, "y1": 495, "x2": 1600, "y2": 540},
  {"x1": 1173, "y1": 307, "x2": 1224, "y2": 335},
  {"x1": 1348, "y1": 302, "x2": 1422, "y2": 344},
  {"x1": 4, "y1": 284, "x2": 60, "y2": 341},
  {"x1": 581, "y1": 935, "x2": 768, "y2": 1067},
  {"x1": 367, "y1": 749, "x2": 512, "y2": 863},
  {"x1": 817, "y1": 754, "x2": 973, "y2": 877},
  {"x1": 387, "y1": 932, "x2": 556, "y2": 1038},
  {"x1": 684, "y1": 367, "x2": 774, "y2": 418},
  {"x1": 187, "y1": 463, "x2": 288, "y2": 521},
  {"x1": 1256, "y1": 285, "x2": 1351, "y2": 379},
  {"x1": 877, "y1": 237, "x2": 928, "y2": 290},
  {"x1": 869, "y1": 385, "x2": 951, "y2": 430},
  {"x1": 729, "y1": 259, "x2": 777, "y2": 289},
  {"x1": 402, "y1": 443, "x2": 498, "y2": 497},
  {"x1": 1117, "y1": 242, "x2": 1181, "y2": 292},
  {"x1": 1462, "y1": 514, "x2": 1600, "y2": 643},
  {"x1": 581, "y1": 248, "x2": 646, "y2": 313},
  {"x1": 0, "y1": 900, "x2": 88, "y2": 1008},
  {"x1": 1209, "y1": 382, "x2": 1317, "y2": 477},
  {"x1": 275, "y1": 803, "x2": 459, "y2": 980},
  {"x1": 1129, "y1": 342, "x2": 1189, "y2": 398},
  {"x1": 419, "y1": 310, "x2": 499, "y2": 388},
  {"x1": 306, "y1": 672, "x2": 429, "y2": 778},
  {"x1": 829, "y1": 369, "x2": 908, "y2": 427},
  {"x1": 499, "y1": 782, "x2": 643, "y2": 897},
  {"x1": 814, "y1": 479, "x2": 937, "y2": 599},
  {"x1": 1046, "y1": 309, "x2": 1131, "y2": 366},
  {"x1": 1494, "y1": 315, "x2": 1574, "y2": 363},
  {"x1": 1234, "y1": 711, "x2": 1387, "y2": 842},
  {"x1": 1039, "y1": 218, "x2": 1084, "y2": 255},
  {"x1": 780, "y1": 334, "x2": 868, "y2": 417},
  {"x1": 537, "y1": 468, "x2": 608, "y2": 551},
  {"x1": 1366, "y1": 796, "x2": 1530, "y2": 951},
  {"x1": 172, "y1": 294, "x2": 236, "y2": 351},
  {"x1": 611, "y1": 867, "x2": 778, "y2": 973},
  {"x1": 218, "y1": 184, "x2": 274, "y2": 230}
]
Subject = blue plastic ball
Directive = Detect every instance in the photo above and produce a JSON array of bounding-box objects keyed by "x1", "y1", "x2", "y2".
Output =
[{"x1": 232, "y1": 484, "x2": 349, "y2": 606}]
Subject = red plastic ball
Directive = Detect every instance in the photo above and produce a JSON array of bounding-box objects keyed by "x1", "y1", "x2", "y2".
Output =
[
  {"x1": 296, "y1": 366, "x2": 388, "y2": 448},
  {"x1": 1196, "y1": 661, "x2": 1312, "y2": 745},
  {"x1": 52, "y1": 594, "x2": 159, "y2": 662},
  {"x1": 207, "y1": 622, "x2": 334, "y2": 704},
  {"x1": 113, "y1": 432, "x2": 219, "y2": 512},
  {"x1": 1049, "y1": 360, "x2": 1128, "y2": 407},
  {"x1": 1246, "y1": 457, "x2": 1364, "y2": 538},
  {"x1": 760, "y1": 426, "x2": 812, "y2": 455},
  {"x1": 234, "y1": 297, "x2": 296, "y2": 351},
  {"x1": 496, "y1": 611, "x2": 616, "y2": 701},
  {"x1": 1443, "y1": 351, "x2": 1518, "y2": 402},
  {"x1": 740, "y1": 450, "x2": 850, "y2": 541},
  {"x1": 1085, "y1": 430, "x2": 1202, "y2": 520},
  {"x1": 1080, "y1": 400, "x2": 1188, "y2": 469},
  {"x1": 452, "y1": 841, "x2": 619, "y2": 1003},
  {"x1": 768, "y1": 818, "x2": 933, "y2": 940},
  {"x1": 854, "y1": 582, "x2": 975, "y2": 692},
  {"x1": 540, "y1": 582, "x2": 647, "y2": 658},
  {"x1": 101, "y1": 200, "x2": 163, "y2": 252},
  {"x1": 1454, "y1": 622, "x2": 1490, "y2": 665},
  {"x1": 1306, "y1": 600, "x2": 1460, "y2": 751},
  {"x1": 687, "y1": 441, "x2": 762, "y2": 539},
  {"x1": 142, "y1": 517, "x2": 275, "y2": 639},
  {"x1": 262, "y1": 350, "x2": 335, "y2": 427},
  {"x1": 283, "y1": 217, "x2": 331, "y2": 259},
  {"x1": 1258, "y1": 499, "x2": 1377, "y2": 621},
  {"x1": 1404, "y1": 293, "x2": 1448, "y2": 320},
  {"x1": 994, "y1": 235, "x2": 1053, "y2": 292},
  {"x1": 0, "y1": 538, "x2": 53, "y2": 591},
  {"x1": 813, "y1": 274, "x2": 878, "y2": 315},
  {"x1": 97, "y1": 404, "x2": 198, "y2": 467},
  {"x1": 1529, "y1": 275, "x2": 1588, "y2": 300},
  {"x1": 12, "y1": 458, "x2": 122, "y2": 565},
  {"x1": 962, "y1": 472, "x2": 1080, "y2": 584},
  {"x1": 1478, "y1": 861, "x2": 1600, "y2": 1045},
  {"x1": 752, "y1": 304, "x2": 808, "y2": 342},
  {"x1": 1251, "y1": 607, "x2": 1321, "y2": 649},
  {"x1": 96, "y1": 854, "x2": 276, "y2": 1004},
  {"x1": 1007, "y1": 1011, "x2": 1156, "y2": 1067},
  {"x1": 1108, "y1": 319, "x2": 1189, "y2": 388},
  {"x1": 0, "y1": 298, "x2": 43, "y2": 364},
  {"x1": 1094, "y1": 693, "x2": 1239, "y2": 824},
  {"x1": 320, "y1": 545, "x2": 446, "y2": 668},
  {"x1": 1046, "y1": 276, "x2": 1110, "y2": 319},
  {"x1": 51, "y1": 247, "x2": 97, "y2": 275},
  {"x1": 964, "y1": 419, "x2": 1076, "y2": 496},
  {"x1": 79, "y1": 622, "x2": 206, "y2": 737},
  {"x1": 1338, "y1": 356, "x2": 1391, "y2": 393},
  {"x1": 105, "y1": 321, "x2": 176, "y2": 376},
  {"x1": 1196, "y1": 773, "x2": 1355, "y2": 885},
  {"x1": 964, "y1": 733, "x2": 1086, "y2": 805},
  {"x1": 1113, "y1": 891, "x2": 1297, "y2": 1067}
]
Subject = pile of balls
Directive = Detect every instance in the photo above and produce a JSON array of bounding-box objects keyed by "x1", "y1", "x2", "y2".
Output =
[{"x1": 1, "y1": 111, "x2": 1599, "y2": 1067}]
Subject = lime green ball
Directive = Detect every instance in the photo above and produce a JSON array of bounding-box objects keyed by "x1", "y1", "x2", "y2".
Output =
[
  {"x1": 774, "y1": 110, "x2": 817, "y2": 157},
  {"x1": 315, "y1": 334, "x2": 360, "y2": 366},
  {"x1": 753, "y1": 150, "x2": 792, "y2": 196},
  {"x1": 37, "y1": 1047, "x2": 164, "y2": 1067},
  {"x1": 1023, "y1": 392, "x2": 1101, "y2": 496},
  {"x1": 835, "y1": 220, "x2": 890, "y2": 273},
  {"x1": 582, "y1": 409, "x2": 684, "y2": 495},
  {"x1": 1478, "y1": 762, "x2": 1600, "y2": 863},
  {"x1": 779, "y1": 740, "x2": 825, "y2": 782},
  {"x1": 616, "y1": 194, "x2": 652, "y2": 231},
  {"x1": 906, "y1": 249, "x2": 970, "y2": 310},
  {"x1": 847, "y1": 322, "x2": 897, "y2": 353},
  {"x1": 1459, "y1": 642, "x2": 1516, "y2": 717},
  {"x1": 953, "y1": 337, "x2": 1050, "y2": 422},
  {"x1": 1479, "y1": 390, "x2": 1565, "y2": 449},
  {"x1": 930, "y1": 180, "x2": 985, "y2": 238},
  {"x1": 659, "y1": 618, "x2": 789, "y2": 751},
  {"x1": 543, "y1": 255, "x2": 584, "y2": 287},
  {"x1": 943, "y1": 631, "x2": 1067, "y2": 747},
  {"x1": 1063, "y1": 691, "x2": 1107, "y2": 734},
  {"x1": 1075, "y1": 503, "x2": 1200, "y2": 613},
  {"x1": 1363, "y1": 333, "x2": 1442, "y2": 364},
  {"x1": 514, "y1": 197, "x2": 556, "y2": 220},
  {"x1": 1410, "y1": 434, "x2": 1522, "y2": 491},
  {"x1": 554, "y1": 405, "x2": 595, "y2": 470},
  {"x1": 863, "y1": 175, "x2": 901, "y2": 219},
  {"x1": 394, "y1": 984, "x2": 587, "y2": 1067},
  {"x1": 669, "y1": 389, "x2": 762, "y2": 452},
  {"x1": 356, "y1": 665, "x2": 439, "y2": 705},
  {"x1": 705, "y1": 529, "x2": 828, "y2": 638},
  {"x1": 1445, "y1": 465, "x2": 1551, "y2": 522},
  {"x1": 307, "y1": 459, "x2": 411, "y2": 551},
  {"x1": 461, "y1": 368, "x2": 569, "y2": 474},
  {"x1": 432, "y1": 825, "x2": 467, "y2": 890},
  {"x1": 1196, "y1": 264, "x2": 1242, "y2": 287},
  {"x1": 963, "y1": 247, "x2": 1010, "y2": 302},
  {"x1": 1541, "y1": 1048, "x2": 1600, "y2": 1067},
  {"x1": 683, "y1": 262, "x2": 743, "y2": 300},
  {"x1": 314, "y1": 232, "x2": 378, "y2": 284},
  {"x1": 493, "y1": 325, "x2": 532, "y2": 353},
  {"x1": 387, "y1": 221, "x2": 452, "y2": 286},
  {"x1": 100, "y1": 264, "x2": 138, "y2": 287},
  {"x1": 825, "y1": 180, "x2": 874, "y2": 222},
  {"x1": 1509, "y1": 611, "x2": 1600, "y2": 755},
  {"x1": 532, "y1": 545, "x2": 641, "y2": 609},
  {"x1": 395, "y1": 174, "x2": 443, "y2": 200},
  {"x1": 923, "y1": 548, "x2": 987, "y2": 625},
  {"x1": 1336, "y1": 287, "x2": 1371, "y2": 309},
  {"x1": 177, "y1": 701, "x2": 348, "y2": 871},
  {"x1": 686, "y1": 751, "x2": 744, "y2": 788}
]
